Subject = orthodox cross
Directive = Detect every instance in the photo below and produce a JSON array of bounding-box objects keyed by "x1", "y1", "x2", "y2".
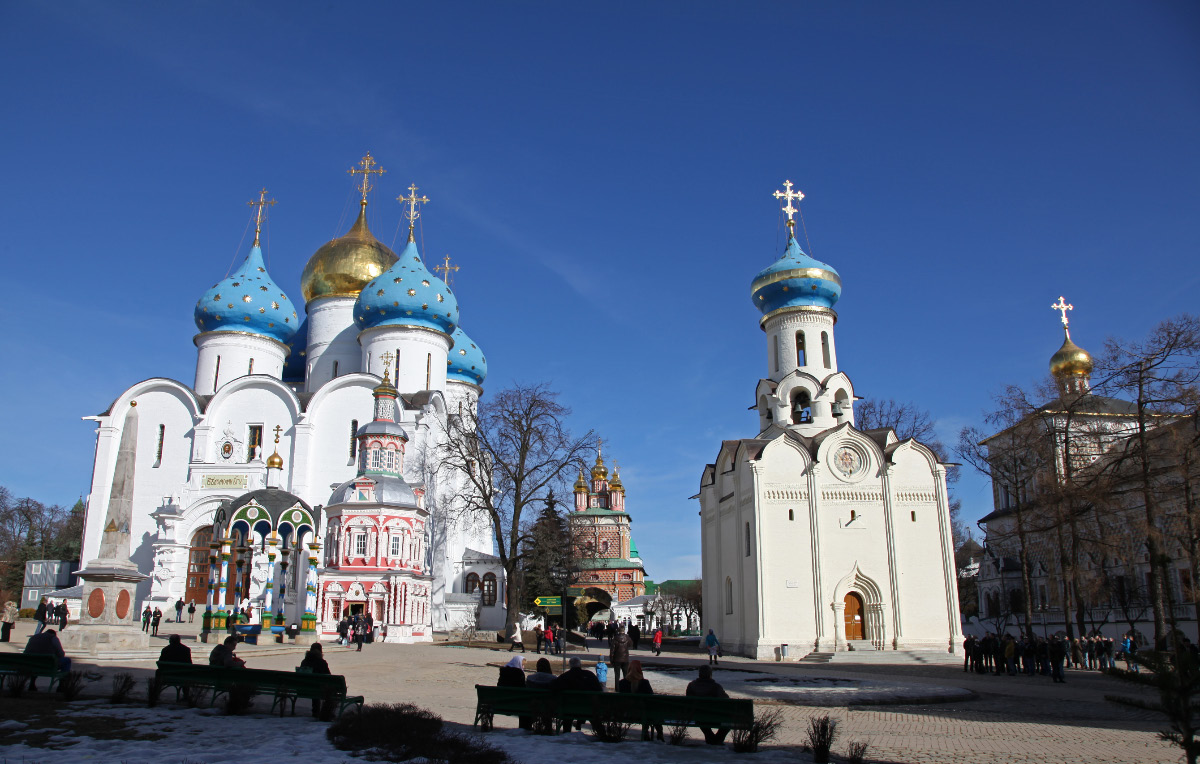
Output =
[
  {"x1": 397, "y1": 183, "x2": 430, "y2": 241},
  {"x1": 247, "y1": 188, "x2": 276, "y2": 247},
  {"x1": 772, "y1": 180, "x2": 805, "y2": 231},
  {"x1": 597, "y1": 438, "x2": 603, "y2": 460},
  {"x1": 1051, "y1": 296, "x2": 1074, "y2": 327},
  {"x1": 348, "y1": 153, "x2": 386, "y2": 205},
  {"x1": 379, "y1": 351, "x2": 395, "y2": 381},
  {"x1": 272, "y1": 424, "x2": 282, "y2": 445},
  {"x1": 434, "y1": 255, "x2": 460, "y2": 286}
]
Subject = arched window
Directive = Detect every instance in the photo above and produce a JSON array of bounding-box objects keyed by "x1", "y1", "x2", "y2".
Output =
[
  {"x1": 370, "y1": 448, "x2": 382, "y2": 470},
  {"x1": 465, "y1": 573, "x2": 480, "y2": 594},
  {"x1": 725, "y1": 576, "x2": 733, "y2": 615},
  {"x1": 600, "y1": 539, "x2": 610, "y2": 554},
  {"x1": 821, "y1": 332, "x2": 831, "y2": 368},
  {"x1": 795, "y1": 331, "x2": 806, "y2": 367},
  {"x1": 620, "y1": 573, "x2": 632, "y2": 581},
  {"x1": 482, "y1": 573, "x2": 498, "y2": 606}
]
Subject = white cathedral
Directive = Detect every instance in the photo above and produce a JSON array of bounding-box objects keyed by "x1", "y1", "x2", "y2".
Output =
[
  {"x1": 698, "y1": 182, "x2": 961, "y2": 659},
  {"x1": 77, "y1": 155, "x2": 505, "y2": 642}
]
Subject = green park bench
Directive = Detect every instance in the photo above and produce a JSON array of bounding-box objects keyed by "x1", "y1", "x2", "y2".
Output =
[
  {"x1": 0, "y1": 653, "x2": 69, "y2": 692},
  {"x1": 473, "y1": 685, "x2": 754, "y2": 737},
  {"x1": 155, "y1": 661, "x2": 362, "y2": 718}
]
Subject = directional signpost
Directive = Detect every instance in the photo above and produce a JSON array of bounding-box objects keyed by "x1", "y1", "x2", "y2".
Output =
[{"x1": 534, "y1": 596, "x2": 562, "y2": 614}]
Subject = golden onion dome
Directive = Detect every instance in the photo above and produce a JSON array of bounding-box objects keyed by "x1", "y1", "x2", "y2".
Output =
[
  {"x1": 266, "y1": 450, "x2": 284, "y2": 470},
  {"x1": 574, "y1": 469, "x2": 588, "y2": 493},
  {"x1": 609, "y1": 471, "x2": 624, "y2": 491},
  {"x1": 300, "y1": 203, "x2": 398, "y2": 303},
  {"x1": 1050, "y1": 328, "x2": 1094, "y2": 379},
  {"x1": 591, "y1": 455, "x2": 608, "y2": 480}
]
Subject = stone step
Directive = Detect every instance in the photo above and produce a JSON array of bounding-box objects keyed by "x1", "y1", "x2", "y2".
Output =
[
  {"x1": 846, "y1": 639, "x2": 877, "y2": 651},
  {"x1": 798, "y1": 652, "x2": 834, "y2": 664}
]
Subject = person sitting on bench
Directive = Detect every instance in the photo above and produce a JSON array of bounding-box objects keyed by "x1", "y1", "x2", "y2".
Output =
[
  {"x1": 23, "y1": 628, "x2": 70, "y2": 689},
  {"x1": 159, "y1": 634, "x2": 192, "y2": 664},
  {"x1": 209, "y1": 635, "x2": 246, "y2": 669},
  {"x1": 686, "y1": 665, "x2": 730, "y2": 745}
]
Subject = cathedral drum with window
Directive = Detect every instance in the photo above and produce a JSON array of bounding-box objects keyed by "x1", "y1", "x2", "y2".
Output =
[
  {"x1": 75, "y1": 160, "x2": 506, "y2": 640},
  {"x1": 697, "y1": 182, "x2": 961, "y2": 659}
]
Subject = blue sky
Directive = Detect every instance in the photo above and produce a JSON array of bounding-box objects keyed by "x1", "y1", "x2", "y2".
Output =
[{"x1": 1, "y1": 2, "x2": 1197, "y2": 581}]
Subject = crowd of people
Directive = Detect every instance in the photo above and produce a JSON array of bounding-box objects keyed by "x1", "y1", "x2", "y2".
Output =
[
  {"x1": 334, "y1": 611, "x2": 376, "y2": 651},
  {"x1": 30, "y1": 597, "x2": 69, "y2": 634},
  {"x1": 962, "y1": 632, "x2": 1143, "y2": 683}
]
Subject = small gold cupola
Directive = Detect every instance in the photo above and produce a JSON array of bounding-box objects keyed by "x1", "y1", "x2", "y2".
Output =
[
  {"x1": 574, "y1": 469, "x2": 588, "y2": 494},
  {"x1": 1049, "y1": 296, "x2": 1093, "y2": 394}
]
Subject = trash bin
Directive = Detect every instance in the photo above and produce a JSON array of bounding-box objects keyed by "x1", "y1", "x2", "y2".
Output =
[
  {"x1": 286, "y1": 623, "x2": 299, "y2": 639},
  {"x1": 781, "y1": 643, "x2": 789, "y2": 660}
]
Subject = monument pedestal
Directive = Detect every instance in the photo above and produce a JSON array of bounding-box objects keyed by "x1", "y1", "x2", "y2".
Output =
[{"x1": 60, "y1": 560, "x2": 149, "y2": 656}]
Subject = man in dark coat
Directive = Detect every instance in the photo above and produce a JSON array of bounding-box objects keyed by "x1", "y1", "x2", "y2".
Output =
[
  {"x1": 174, "y1": 599, "x2": 184, "y2": 623},
  {"x1": 686, "y1": 665, "x2": 730, "y2": 744},
  {"x1": 550, "y1": 657, "x2": 602, "y2": 691},
  {"x1": 33, "y1": 598, "x2": 48, "y2": 635},
  {"x1": 1049, "y1": 636, "x2": 1068, "y2": 683},
  {"x1": 159, "y1": 634, "x2": 192, "y2": 664},
  {"x1": 609, "y1": 628, "x2": 633, "y2": 686},
  {"x1": 209, "y1": 635, "x2": 246, "y2": 668}
]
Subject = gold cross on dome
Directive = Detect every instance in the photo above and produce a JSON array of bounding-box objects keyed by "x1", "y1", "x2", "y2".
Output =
[
  {"x1": 247, "y1": 188, "x2": 276, "y2": 247},
  {"x1": 597, "y1": 438, "x2": 603, "y2": 460},
  {"x1": 379, "y1": 351, "x2": 395, "y2": 381},
  {"x1": 434, "y1": 255, "x2": 460, "y2": 286},
  {"x1": 272, "y1": 424, "x2": 282, "y2": 444},
  {"x1": 397, "y1": 184, "x2": 430, "y2": 242},
  {"x1": 348, "y1": 153, "x2": 386, "y2": 205},
  {"x1": 1051, "y1": 296, "x2": 1074, "y2": 327},
  {"x1": 773, "y1": 180, "x2": 805, "y2": 230}
]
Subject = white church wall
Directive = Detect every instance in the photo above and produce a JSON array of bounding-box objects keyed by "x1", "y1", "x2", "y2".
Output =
[
  {"x1": 193, "y1": 332, "x2": 287, "y2": 396},
  {"x1": 305, "y1": 296, "x2": 361, "y2": 391},
  {"x1": 303, "y1": 377, "x2": 375, "y2": 507},
  {"x1": 359, "y1": 326, "x2": 451, "y2": 395}
]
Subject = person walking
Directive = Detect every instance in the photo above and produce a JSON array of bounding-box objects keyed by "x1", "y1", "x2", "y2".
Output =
[
  {"x1": 1, "y1": 601, "x2": 18, "y2": 642},
  {"x1": 610, "y1": 627, "x2": 632, "y2": 686},
  {"x1": 187, "y1": 600, "x2": 197, "y2": 623},
  {"x1": 509, "y1": 623, "x2": 525, "y2": 652},
  {"x1": 353, "y1": 616, "x2": 365, "y2": 652},
  {"x1": 533, "y1": 623, "x2": 544, "y2": 654},
  {"x1": 34, "y1": 597, "x2": 48, "y2": 635},
  {"x1": 56, "y1": 601, "x2": 68, "y2": 631},
  {"x1": 653, "y1": 627, "x2": 663, "y2": 657},
  {"x1": 141, "y1": 605, "x2": 152, "y2": 633},
  {"x1": 704, "y1": 628, "x2": 721, "y2": 665},
  {"x1": 1124, "y1": 633, "x2": 1139, "y2": 673},
  {"x1": 629, "y1": 622, "x2": 641, "y2": 651},
  {"x1": 151, "y1": 607, "x2": 163, "y2": 636}
]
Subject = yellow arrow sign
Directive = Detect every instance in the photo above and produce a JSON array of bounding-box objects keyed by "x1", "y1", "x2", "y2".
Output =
[{"x1": 533, "y1": 596, "x2": 562, "y2": 607}]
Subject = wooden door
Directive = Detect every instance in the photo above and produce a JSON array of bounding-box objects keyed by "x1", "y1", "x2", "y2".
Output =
[
  {"x1": 184, "y1": 527, "x2": 213, "y2": 606},
  {"x1": 843, "y1": 592, "x2": 864, "y2": 640}
]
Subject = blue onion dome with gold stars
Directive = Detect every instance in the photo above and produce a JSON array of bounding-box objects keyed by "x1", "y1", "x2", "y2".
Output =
[
  {"x1": 353, "y1": 238, "x2": 459, "y2": 334},
  {"x1": 282, "y1": 317, "x2": 308, "y2": 382},
  {"x1": 447, "y1": 326, "x2": 487, "y2": 385},
  {"x1": 751, "y1": 233, "x2": 841, "y2": 318},
  {"x1": 195, "y1": 244, "x2": 299, "y2": 343}
]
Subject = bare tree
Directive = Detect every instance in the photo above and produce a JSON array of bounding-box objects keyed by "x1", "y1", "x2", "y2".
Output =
[
  {"x1": 1095, "y1": 314, "x2": 1200, "y2": 647},
  {"x1": 437, "y1": 383, "x2": 594, "y2": 633}
]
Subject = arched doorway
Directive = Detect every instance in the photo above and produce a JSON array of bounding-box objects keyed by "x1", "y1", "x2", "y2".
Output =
[
  {"x1": 184, "y1": 525, "x2": 252, "y2": 608},
  {"x1": 843, "y1": 591, "x2": 865, "y2": 641}
]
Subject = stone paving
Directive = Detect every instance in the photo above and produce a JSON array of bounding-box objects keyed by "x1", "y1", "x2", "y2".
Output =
[{"x1": 0, "y1": 623, "x2": 1184, "y2": 763}]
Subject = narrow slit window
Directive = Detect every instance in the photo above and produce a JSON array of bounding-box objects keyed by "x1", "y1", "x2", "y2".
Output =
[
  {"x1": 155, "y1": 424, "x2": 166, "y2": 464},
  {"x1": 821, "y1": 332, "x2": 830, "y2": 368},
  {"x1": 773, "y1": 335, "x2": 780, "y2": 373},
  {"x1": 247, "y1": 425, "x2": 263, "y2": 462},
  {"x1": 744, "y1": 522, "x2": 752, "y2": 556},
  {"x1": 911, "y1": 510, "x2": 917, "y2": 522},
  {"x1": 213, "y1": 356, "x2": 221, "y2": 390},
  {"x1": 248, "y1": 357, "x2": 255, "y2": 375},
  {"x1": 795, "y1": 331, "x2": 806, "y2": 367},
  {"x1": 332, "y1": 360, "x2": 339, "y2": 378},
  {"x1": 349, "y1": 420, "x2": 359, "y2": 459},
  {"x1": 788, "y1": 509, "x2": 794, "y2": 521},
  {"x1": 426, "y1": 353, "x2": 432, "y2": 390}
]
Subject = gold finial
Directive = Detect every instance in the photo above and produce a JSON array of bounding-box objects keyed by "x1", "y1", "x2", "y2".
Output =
[
  {"x1": 434, "y1": 254, "x2": 460, "y2": 286},
  {"x1": 267, "y1": 424, "x2": 284, "y2": 470},
  {"x1": 597, "y1": 438, "x2": 603, "y2": 461},
  {"x1": 247, "y1": 188, "x2": 276, "y2": 247},
  {"x1": 1051, "y1": 296, "x2": 1074, "y2": 332},
  {"x1": 773, "y1": 179, "x2": 805, "y2": 233},
  {"x1": 379, "y1": 351, "x2": 395, "y2": 383},
  {"x1": 397, "y1": 183, "x2": 430, "y2": 242},
  {"x1": 348, "y1": 152, "x2": 386, "y2": 208}
]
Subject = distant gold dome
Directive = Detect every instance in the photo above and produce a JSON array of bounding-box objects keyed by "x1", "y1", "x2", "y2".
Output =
[
  {"x1": 591, "y1": 455, "x2": 608, "y2": 480},
  {"x1": 266, "y1": 450, "x2": 284, "y2": 470},
  {"x1": 609, "y1": 470, "x2": 623, "y2": 491},
  {"x1": 300, "y1": 204, "x2": 398, "y2": 303},
  {"x1": 1050, "y1": 329, "x2": 1094, "y2": 379},
  {"x1": 574, "y1": 469, "x2": 588, "y2": 493}
]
